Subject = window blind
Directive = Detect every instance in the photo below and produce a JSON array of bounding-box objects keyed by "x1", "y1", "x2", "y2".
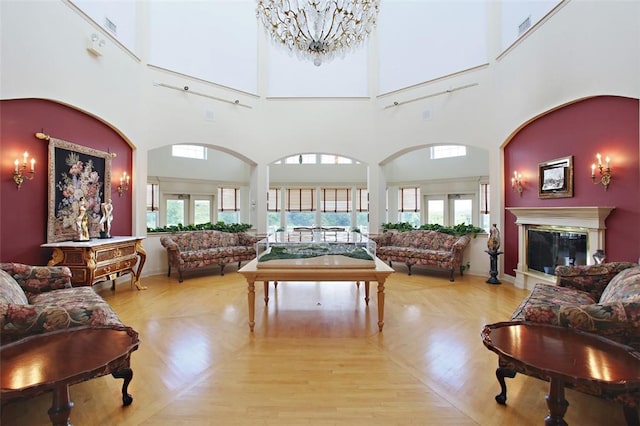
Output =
[
  {"x1": 218, "y1": 187, "x2": 239, "y2": 211},
  {"x1": 321, "y1": 188, "x2": 350, "y2": 212},
  {"x1": 146, "y1": 184, "x2": 159, "y2": 211},
  {"x1": 267, "y1": 188, "x2": 279, "y2": 212},
  {"x1": 286, "y1": 188, "x2": 315, "y2": 211},
  {"x1": 355, "y1": 188, "x2": 368, "y2": 212},
  {"x1": 480, "y1": 183, "x2": 490, "y2": 214},
  {"x1": 399, "y1": 187, "x2": 420, "y2": 212}
]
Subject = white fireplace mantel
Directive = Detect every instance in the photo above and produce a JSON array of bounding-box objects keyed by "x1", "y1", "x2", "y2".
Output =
[{"x1": 506, "y1": 206, "x2": 615, "y2": 289}]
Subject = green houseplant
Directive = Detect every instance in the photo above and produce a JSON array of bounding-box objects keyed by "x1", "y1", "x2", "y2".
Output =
[
  {"x1": 147, "y1": 221, "x2": 252, "y2": 233},
  {"x1": 381, "y1": 222, "x2": 485, "y2": 237}
]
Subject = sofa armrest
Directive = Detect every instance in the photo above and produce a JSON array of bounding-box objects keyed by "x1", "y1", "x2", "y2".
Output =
[
  {"x1": 523, "y1": 301, "x2": 637, "y2": 345},
  {"x1": 452, "y1": 235, "x2": 471, "y2": 252},
  {"x1": 369, "y1": 233, "x2": 390, "y2": 247},
  {"x1": 159, "y1": 236, "x2": 180, "y2": 252},
  {"x1": 0, "y1": 263, "x2": 72, "y2": 296},
  {"x1": 1, "y1": 303, "x2": 73, "y2": 344},
  {"x1": 1, "y1": 303, "x2": 126, "y2": 345},
  {"x1": 237, "y1": 232, "x2": 260, "y2": 247},
  {"x1": 555, "y1": 262, "x2": 637, "y2": 300}
]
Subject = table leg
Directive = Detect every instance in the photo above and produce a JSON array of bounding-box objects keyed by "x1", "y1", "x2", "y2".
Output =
[
  {"x1": 133, "y1": 241, "x2": 148, "y2": 290},
  {"x1": 248, "y1": 280, "x2": 255, "y2": 332},
  {"x1": 364, "y1": 281, "x2": 370, "y2": 305},
  {"x1": 495, "y1": 366, "x2": 517, "y2": 405},
  {"x1": 623, "y1": 405, "x2": 640, "y2": 426},
  {"x1": 263, "y1": 281, "x2": 269, "y2": 304},
  {"x1": 48, "y1": 384, "x2": 74, "y2": 426},
  {"x1": 377, "y1": 280, "x2": 385, "y2": 331},
  {"x1": 47, "y1": 248, "x2": 65, "y2": 267},
  {"x1": 112, "y1": 367, "x2": 134, "y2": 406},
  {"x1": 545, "y1": 377, "x2": 569, "y2": 426}
]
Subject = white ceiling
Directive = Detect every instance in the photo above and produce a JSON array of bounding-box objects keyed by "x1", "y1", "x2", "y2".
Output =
[{"x1": 71, "y1": 0, "x2": 559, "y2": 97}]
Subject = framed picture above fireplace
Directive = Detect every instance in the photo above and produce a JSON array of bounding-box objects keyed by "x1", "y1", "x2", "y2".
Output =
[{"x1": 538, "y1": 155, "x2": 573, "y2": 199}]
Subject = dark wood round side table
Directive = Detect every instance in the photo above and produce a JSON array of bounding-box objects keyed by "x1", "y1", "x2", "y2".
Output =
[
  {"x1": 482, "y1": 321, "x2": 640, "y2": 426},
  {"x1": 1, "y1": 326, "x2": 139, "y2": 426}
]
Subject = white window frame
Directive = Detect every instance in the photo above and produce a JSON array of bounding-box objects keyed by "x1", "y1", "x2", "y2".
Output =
[
  {"x1": 448, "y1": 194, "x2": 476, "y2": 226},
  {"x1": 172, "y1": 144, "x2": 207, "y2": 160}
]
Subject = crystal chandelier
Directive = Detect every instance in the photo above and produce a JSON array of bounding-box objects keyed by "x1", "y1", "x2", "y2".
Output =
[{"x1": 257, "y1": 0, "x2": 380, "y2": 66}]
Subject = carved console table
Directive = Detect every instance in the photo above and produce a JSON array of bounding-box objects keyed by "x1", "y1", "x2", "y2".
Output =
[{"x1": 42, "y1": 236, "x2": 147, "y2": 290}]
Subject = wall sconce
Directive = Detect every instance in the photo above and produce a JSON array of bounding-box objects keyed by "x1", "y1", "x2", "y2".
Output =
[
  {"x1": 13, "y1": 151, "x2": 36, "y2": 189},
  {"x1": 87, "y1": 33, "x2": 106, "y2": 57},
  {"x1": 511, "y1": 171, "x2": 524, "y2": 196},
  {"x1": 591, "y1": 153, "x2": 612, "y2": 190},
  {"x1": 117, "y1": 172, "x2": 130, "y2": 196}
]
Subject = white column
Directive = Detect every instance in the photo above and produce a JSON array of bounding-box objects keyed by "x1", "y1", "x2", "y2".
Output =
[
  {"x1": 132, "y1": 148, "x2": 147, "y2": 236},
  {"x1": 350, "y1": 186, "x2": 357, "y2": 229},
  {"x1": 249, "y1": 163, "x2": 268, "y2": 234},
  {"x1": 368, "y1": 165, "x2": 387, "y2": 234},
  {"x1": 315, "y1": 186, "x2": 322, "y2": 226}
]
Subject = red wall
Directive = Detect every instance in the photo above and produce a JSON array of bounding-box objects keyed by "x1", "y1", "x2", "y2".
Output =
[
  {"x1": 0, "y1": 99, "x2": 132, "y2": 265},
  {"x1": 503, "y1": 96, "x2": 640, "y2": 276}
]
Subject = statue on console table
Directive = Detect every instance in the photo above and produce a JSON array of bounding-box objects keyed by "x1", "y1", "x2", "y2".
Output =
[
  {"x1": 99, "y1": 199, "x2": 114, "y2": 238},
  {"x1": 76, "y1": 197, "x2": 90, "y2": 241}
]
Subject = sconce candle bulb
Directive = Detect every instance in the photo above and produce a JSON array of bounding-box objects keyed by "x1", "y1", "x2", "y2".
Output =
[
  {"x1": 13, "y1": 151, "x2": 36, "y2": 189},
  {"x1": 117, "y1": 172, "x2": 130, "y2": 196},
  {"x1": 591, "y1": 153, "x2": 612, "y2": 190},
  {"x1": 511, "y1": 170, "x2": 524, "y2": 196}
]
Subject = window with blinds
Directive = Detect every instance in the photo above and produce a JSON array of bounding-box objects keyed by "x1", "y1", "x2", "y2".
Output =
[
  {"x1": 146, "y1": 184, "x2": 159, "y2": 211},
  {"x1": 146, "y1": 183, "x2": 160, "y2": 228},
  {"x1": 321, "y1": 188, "x2": 350, "y2": 212},
  {"x1": 399, "y1": 187, "x2": 420, "y2": 212},
  {"x1": 218, "y1": 187, "x2": 239, "y2": 211},
  {"x1": 480, "y1": 183, "x2": 490, "y2": 214},
  {"x1": 267, "y1": 188, "x2": 280, "y2": 212},
  {"x1": 286, "y1": 188, "x2": 315, "y2": 211},
  {"x1": 355, "y1": 188, "x2": 368, "y2": 212}
]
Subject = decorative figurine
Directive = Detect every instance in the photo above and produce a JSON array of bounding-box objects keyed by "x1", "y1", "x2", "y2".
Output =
[
  {"x1": 76, "y1": 197, "x2": 90, "y2": 241},
  {"x1": 486, "y1": 224, "x2": 503, "y2": 285},
  {"x1": 593, "y1": 249, "x2": 606, "y2": 264},
  {"x1": 99, "y1": 199, "x2": 114, "y2": 238},
  {"x1": 487, "y1": 223, "x2": 501, "y2": 251}
]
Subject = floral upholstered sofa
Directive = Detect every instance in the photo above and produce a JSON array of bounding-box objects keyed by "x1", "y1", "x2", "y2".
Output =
[
  {"x1": 495, "y1": 262, "x2": 640, "y2": 421},
  {"x1": 370, "y1": 230, "x2": 471, "y2": 281},
  {"x1": 0, "y1": 262, "x2": 125, "y2": 345},
  {"x1": 160, "y1": 230, "x2": 260, "y2": 282}
]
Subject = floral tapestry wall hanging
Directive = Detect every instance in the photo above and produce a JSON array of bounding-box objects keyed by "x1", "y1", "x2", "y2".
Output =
[{"x1": 47, "y1": 139, "x2": 112, "y2": 243}]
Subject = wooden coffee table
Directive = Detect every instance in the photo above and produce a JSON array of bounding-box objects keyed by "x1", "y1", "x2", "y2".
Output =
[
  {"x1": 482, "y1": 321, "x2": 640, "y2": 426},
  {"x1": 1, "y1": 326, "x2": 139, "y2": 426}
]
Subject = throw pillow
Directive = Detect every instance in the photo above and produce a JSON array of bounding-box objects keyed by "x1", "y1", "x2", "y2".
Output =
[
  {"x1": 600, "y1": 266, "x2": 640, "y2": 304},
  {"x1": 0, "y1": 269, "x2": 29, "y2": 305}
]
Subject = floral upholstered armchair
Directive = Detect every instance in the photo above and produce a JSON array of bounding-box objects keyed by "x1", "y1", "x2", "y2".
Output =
[
  {"x1": 0, "y1": 262, "x2": 124, "y2": 345},
  {"x1": 512, "y1": 262, "x2": 640, "y2": 350},
  {"x1": 491, "y1": 262, "x2": 640, "y2": 422}
]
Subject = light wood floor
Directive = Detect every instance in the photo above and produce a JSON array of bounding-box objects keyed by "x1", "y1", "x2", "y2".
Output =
[{"x1": 2, "y1": 265, "x2": 628, "y2": 425}]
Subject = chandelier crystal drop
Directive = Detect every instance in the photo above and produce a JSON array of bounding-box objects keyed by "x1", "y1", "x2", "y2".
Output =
[{"x1": 257, "y1": 0, "x2": 380, "y2": 66}]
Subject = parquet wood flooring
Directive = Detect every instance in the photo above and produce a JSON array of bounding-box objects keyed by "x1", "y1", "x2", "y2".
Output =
[{"x1": 1, "y1": 266, "x2": 628, "y2": 425}]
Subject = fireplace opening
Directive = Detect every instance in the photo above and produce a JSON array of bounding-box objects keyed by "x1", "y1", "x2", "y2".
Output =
[{"x1": 527, "y1": 226, "x2": 588, "y2": 275}]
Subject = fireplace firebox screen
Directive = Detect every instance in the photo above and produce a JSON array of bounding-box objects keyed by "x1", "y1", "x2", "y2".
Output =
[{"x1": 527, "y1": 227, "x2": 587, "y2": 275}]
